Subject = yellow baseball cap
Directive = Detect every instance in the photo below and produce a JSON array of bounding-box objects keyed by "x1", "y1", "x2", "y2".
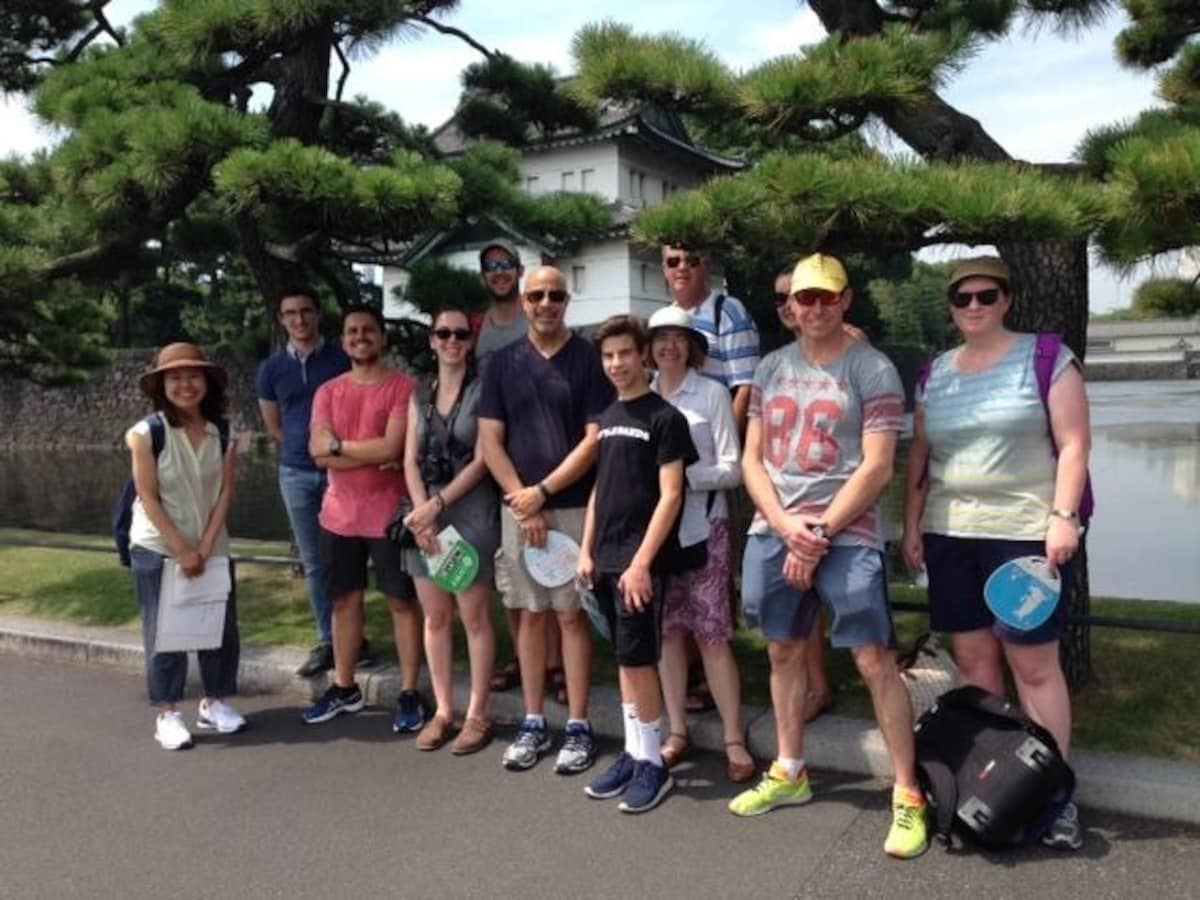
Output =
[{"x1": 791, "y1": 253, "x2": 848, "y2": 294}]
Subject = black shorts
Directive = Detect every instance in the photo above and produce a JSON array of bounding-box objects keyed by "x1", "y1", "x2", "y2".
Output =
[
  {"x1": 320, "y1": 529, "x2": 415, "y2": 602},
  {"x1": 593, "y1": 572, "x2": 664, "y2": 668}
]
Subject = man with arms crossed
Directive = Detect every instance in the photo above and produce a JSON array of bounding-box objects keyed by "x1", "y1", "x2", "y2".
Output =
[
  {"x1": 478, "y1": 266, "x2": 614, "y2": 774},
  {"x1": 578, "y1": 315, "x2": 695, "y2": 813},
  {"x1": 732, "y1": 254, "x2": 928, "y2": 860},
  {"x1": 257, "y1": 286, "x2": 364, "y2": 677},
  {"x1": 299, "y1": 306, "x2": 426, "y2": 734}
]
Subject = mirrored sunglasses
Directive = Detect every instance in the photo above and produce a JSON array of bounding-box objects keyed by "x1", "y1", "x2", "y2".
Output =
[
  {"x1": 482, "y1": 258, "x2": 517, "y2": 273},
  {"x1": 792, "y1": 290, "x2": 842, "y2": 307}
]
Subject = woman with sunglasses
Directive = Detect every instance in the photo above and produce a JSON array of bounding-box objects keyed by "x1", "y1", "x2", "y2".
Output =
[
  {"x1": 646, "y1": 306, "x2": 756, "y2": 783},
  {"x1": 901, "y1": 256, "x2": 1091, "y2": 851},
  {"x1": 401, "y1": 308, "x2": 500, "y2": 754}
]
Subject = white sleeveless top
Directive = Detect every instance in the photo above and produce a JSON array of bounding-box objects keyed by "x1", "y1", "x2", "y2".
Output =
[{"x1": 128, "y1": 417, "x2": 230, "y2": 558}]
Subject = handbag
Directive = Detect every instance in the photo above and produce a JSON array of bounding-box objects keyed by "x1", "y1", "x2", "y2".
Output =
[{"x1": 898, "y1": 632, "x2": 960, "y2": 718}]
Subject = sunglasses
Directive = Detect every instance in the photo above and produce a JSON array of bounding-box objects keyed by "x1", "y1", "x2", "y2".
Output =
[
  {"x1": 432, "y1": 328, "x2": 472, "y2": 341},
  {"x1": 773, "y1": 291, "x2": 790, "y2": 307},
  {"x1": 664, "y1": 254, "x2": 703, "y2": 269},
  {"x1": 525, "y1": 289, "x2": 568, "y2": 304},
  {"x1": 482, "y1": 258, "x2": 517, "y2": 273},
  {"x1": 950, "y1": 288, "x2": 1002, "y2": 309},
  {"x1": 792, "y1": 289, "x2": 842, "y2": 307}
]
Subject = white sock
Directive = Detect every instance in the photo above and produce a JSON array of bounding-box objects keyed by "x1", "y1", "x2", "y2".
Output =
[
  {"x1": 566, "y1": 717, "x2": 590, "y2": 732},
  {"x1": 639, "y1": 718, "x2": 663, "y2": 767},
  {"x1": 777, "y1": 756, "x2": 806, "y2": 781},
  {"x1": 524, "y1": 713, "x2": 546, "y2": 728},
  {"x1": 622, "y1": 703, "x2": 639, "y2": 756}
]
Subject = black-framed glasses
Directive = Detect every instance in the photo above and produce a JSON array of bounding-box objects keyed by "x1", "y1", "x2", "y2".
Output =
[
  {"x1": 950, "y1": 288, "x2": 1002, "y2": 309},
  {"x1": 792, "y1": 289, "x2": 842, "y2": 308},
  {"x1": 773, "y1": 291, "x2": 790, "y2": 307},
  {"x1": 525, "y1": 289, "x2": 568, "y2": 304},
  {"x1": 432, "y1": 328, "x2": 472, "y2": 341},
  {"x1": 482, "y1": 258, "x2": 517, "y2": 273},
  {"x1": 664, "y1": 254, "x2": 703, "y2": 269}
]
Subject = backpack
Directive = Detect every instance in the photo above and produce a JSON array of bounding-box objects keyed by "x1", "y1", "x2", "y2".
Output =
[
  {"x1": 914, "y1": 685, "x2": 1075, "y2": 849},
  {"x1": 112, "y1": 413, "x2": 230, "y2": 567},
  {"x1": 915, "y1": 333, "x2": 1094, "y2": 522}
]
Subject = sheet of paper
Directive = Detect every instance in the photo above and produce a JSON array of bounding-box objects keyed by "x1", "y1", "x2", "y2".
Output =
[{"x1": 154, "y1": 557, "x2": 230, "y2": 653}]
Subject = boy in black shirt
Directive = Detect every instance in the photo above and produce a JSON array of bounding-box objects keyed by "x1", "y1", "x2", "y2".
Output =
[{"x1": 577, "y1": 315, "x2": 697, "y2": 813}]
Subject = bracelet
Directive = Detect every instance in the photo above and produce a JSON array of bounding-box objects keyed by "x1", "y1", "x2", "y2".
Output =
[{"x1": 537, "y1": 481, "x2": 551, "y2": 501}]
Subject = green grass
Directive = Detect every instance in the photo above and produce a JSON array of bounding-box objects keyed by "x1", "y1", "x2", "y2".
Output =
[{"x1": 1, "y1": 529, "x2": 1197, "y2": 761}]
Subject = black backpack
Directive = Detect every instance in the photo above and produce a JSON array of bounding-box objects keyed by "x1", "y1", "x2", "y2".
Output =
[
  {"x1": 112, "y1": 413, "x2": 230, "y2": 566},
  {"x1": 914, "y1": 685, "x2": 1075, "y2": 849}
]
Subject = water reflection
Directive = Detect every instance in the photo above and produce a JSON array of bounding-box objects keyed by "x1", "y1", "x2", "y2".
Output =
[{"x1": 1, "y1": 382, "x2": 1197, "y2": 603}]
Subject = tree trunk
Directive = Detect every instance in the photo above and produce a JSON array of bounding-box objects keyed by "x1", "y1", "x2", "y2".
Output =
[{"x1": 999, "y1": 239, "x2": 1093, "y2": 691}]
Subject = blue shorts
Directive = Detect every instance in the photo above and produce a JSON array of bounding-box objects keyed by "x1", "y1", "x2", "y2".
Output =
[
  {"x1": 924, "y1": 533, "x2": 1070, "y2": 646},
  {"x1": 741, "y1": 535, "x2": 896, "y2": 649}
]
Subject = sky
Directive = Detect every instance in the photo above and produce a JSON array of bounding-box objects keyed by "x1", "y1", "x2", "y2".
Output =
[{"x1": 0, "y1": 0, "x2": 1179, "y2": 311}]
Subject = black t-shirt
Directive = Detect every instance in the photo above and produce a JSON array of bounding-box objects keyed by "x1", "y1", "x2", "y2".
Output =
[
  {"x1": 593, "y1": 392, "x2": 698, "y2": 574},
  {"x1": 478, "y1": 334, "x2": 614, "y2": 509}
]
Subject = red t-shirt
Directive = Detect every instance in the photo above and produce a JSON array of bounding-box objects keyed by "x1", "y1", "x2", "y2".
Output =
[{"x1": 311, "y1": 370, "x2": 415, "y2": 538}]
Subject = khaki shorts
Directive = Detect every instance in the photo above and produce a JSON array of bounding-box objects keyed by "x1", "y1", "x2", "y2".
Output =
[{"x1": 496, "y1": 505, "x2": 586, "y2": 613}]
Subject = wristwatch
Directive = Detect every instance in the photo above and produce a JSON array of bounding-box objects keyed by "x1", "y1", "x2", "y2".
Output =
[
  {"x1": 329, "y1": 437, "x2": 342, "y2": 457},
  {"x1": 809, "y1": 524, "x2": 829, "y2": 541},
  {"x1": 1049, "y1": 508, "x2": 1085, "y2": 535}
]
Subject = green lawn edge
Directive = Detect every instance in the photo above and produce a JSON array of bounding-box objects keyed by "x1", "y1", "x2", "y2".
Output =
[{"x1": 1, "y1": 530, "x2": 1196, "y2": 762}]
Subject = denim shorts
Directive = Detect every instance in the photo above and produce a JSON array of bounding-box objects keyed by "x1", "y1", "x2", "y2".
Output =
[
  {"x1": 741, "y1": 535, "x2": 896, "y2": 648},
  {"x1": 924, "y1": 533, "x2": 1070, "y2": 646}
]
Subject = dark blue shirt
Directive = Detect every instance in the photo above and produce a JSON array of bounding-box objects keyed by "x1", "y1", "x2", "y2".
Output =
[
  {"x1": 256, "y1": 340, "x2": 351, "y2": 471},
  {"x1": 477, "y1": 334, "x2": 614, "y2": 509}
]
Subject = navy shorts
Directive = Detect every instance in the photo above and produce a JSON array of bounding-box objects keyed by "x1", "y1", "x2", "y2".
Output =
[
  {"x1": 924, "y1": 533, "x2": 1071, "y2": 646},
  {"x1": 592, "y1": 572, "x2": 664, "y2": 668},
  {"x1": 320, "y1": 529, "x2": 416, "y2": 602},
  {"x1": 741, "y1": 535, "x2": 896, "y2": 649}
]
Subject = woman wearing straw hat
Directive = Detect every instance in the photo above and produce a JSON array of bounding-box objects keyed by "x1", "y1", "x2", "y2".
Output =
[
  {"x1": 647, "y1": 306, "x2": 755, "y2": 783},
  {"x1": 126, "y1": 342, "x2": 244, "y2": 750}
]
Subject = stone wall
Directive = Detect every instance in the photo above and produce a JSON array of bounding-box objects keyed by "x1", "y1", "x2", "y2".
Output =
[{"x1": 0, "y1": 349, "x2": 263, "y2": 449}]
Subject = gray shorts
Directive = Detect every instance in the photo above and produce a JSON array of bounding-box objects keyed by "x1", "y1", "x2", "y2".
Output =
[
  {"x1": 496, "y1": 505, "x2": 585, "y2": 613},
  {"x1": 741, "y1": 535, "x2": 896, "y2": 648}
]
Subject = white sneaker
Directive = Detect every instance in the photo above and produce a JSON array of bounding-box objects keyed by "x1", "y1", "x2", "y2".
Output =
[
  {"x1": 197, "y1": 699, "x2": 246, "y2": 734},
  {"x1": 155, "y1": 711, "x2": 194, "y2": 750}
]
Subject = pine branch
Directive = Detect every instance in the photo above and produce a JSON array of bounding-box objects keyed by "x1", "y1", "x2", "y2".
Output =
[{"x1": 412, "y1": 14, "x2": 495, "y2": 60}]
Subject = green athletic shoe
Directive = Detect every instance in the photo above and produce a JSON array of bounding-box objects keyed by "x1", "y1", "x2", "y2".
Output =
[
  {"x1": 884, "y1": 788, "x2": 929, "y2": 859},
  {"x1": 728, "y1": 762, "x2": 812, "y2": 817}
]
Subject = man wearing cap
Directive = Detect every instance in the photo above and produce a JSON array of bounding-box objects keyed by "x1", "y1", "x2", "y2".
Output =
[
  {"x1": 478, "y1": 266, "x2": 615, "y2": 774},
  {"x1": 731, "y1": 253, "x2": 928, "y2": 860},
  {"x1": 661, "y1": 245, "x2": 761, "y2": 431},
  {"x1": 256, "y1": 286, "x2": 360, "y2": 678}
]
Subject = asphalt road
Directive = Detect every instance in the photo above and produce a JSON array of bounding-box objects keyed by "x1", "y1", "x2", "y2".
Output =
[{"x1": 2, "y1": 654, "x2": 1198, "y2": 900}]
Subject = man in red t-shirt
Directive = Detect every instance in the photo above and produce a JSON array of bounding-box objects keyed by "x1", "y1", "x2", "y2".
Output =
[{"x1": 299, "y1": 305, "x2": 426, "y2": 733}]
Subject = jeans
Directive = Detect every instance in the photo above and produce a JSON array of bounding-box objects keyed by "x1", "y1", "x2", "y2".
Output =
[
  {"x1": 278, "y1": 465, "x2": 332, "y2": 644},
  {"x1": 132, "y1": 547, "x2": 240, "y2": 705}
]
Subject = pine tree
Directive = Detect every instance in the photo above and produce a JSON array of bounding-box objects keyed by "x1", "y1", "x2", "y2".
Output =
[
  {"x1": 0, "y1": 1, "x2": 609, "y2": 380},
  {"x1": 569, "y1": 2, "x2": 1199, "y2": 688}
]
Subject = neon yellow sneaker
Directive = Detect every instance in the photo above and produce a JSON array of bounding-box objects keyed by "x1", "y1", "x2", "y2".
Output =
[
  {"x1": 884, "y1": 787, "x2": 929, "y2": 859},
  {"x1": 728, "y1": 762, "x2": 812, "y2": 817}
]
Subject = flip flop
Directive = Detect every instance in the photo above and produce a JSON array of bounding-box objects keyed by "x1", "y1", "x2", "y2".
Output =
[{"x1": 725, "y1": 739, "x2": 757, "y2": 783}]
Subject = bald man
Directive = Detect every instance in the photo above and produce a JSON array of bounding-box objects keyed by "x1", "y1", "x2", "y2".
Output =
[{"x1": 478, "y1": 265, "x2": 615, "y2": 774}]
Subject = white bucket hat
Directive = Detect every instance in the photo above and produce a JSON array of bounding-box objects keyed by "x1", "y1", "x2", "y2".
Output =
[{"x1": 647, "y1": 305, "x2": 709, "y2": 356}]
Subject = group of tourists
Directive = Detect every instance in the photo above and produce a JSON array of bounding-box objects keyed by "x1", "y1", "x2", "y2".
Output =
[{"x1": 125, "y1": 237, "x2": 1090, "y2": 858}]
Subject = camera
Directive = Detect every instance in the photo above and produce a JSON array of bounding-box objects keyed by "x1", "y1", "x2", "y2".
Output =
[{"x1": 419, "y1": 450, "x2": 455, "y2": 486}]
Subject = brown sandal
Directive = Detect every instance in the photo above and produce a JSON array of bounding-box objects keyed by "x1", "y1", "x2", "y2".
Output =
[
  {"x1": 416, "y1": 715, "x2": 454, "y2": 751},
  {"x1": 489, "y1": 660, "x2": 521, "y2": 692},
  {"x1": 661, "y1": 731, "x2": 691, "y2": 769},
  {"x1": 451, "y1": 716, "x2": 493, "y2": 755},
  {"x1": 725, "y1": 739, "x2": 757, "y2": 783}
]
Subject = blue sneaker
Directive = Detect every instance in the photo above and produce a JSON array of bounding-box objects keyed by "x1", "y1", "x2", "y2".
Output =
[
  {"x1": 618, "y1": 760, "x2": 674, "y2": 814},
  {"x1": 584, "y1": 752, "x2": 637, "y2": 799},
  {"x1": 554, "y1": 721, "x2": 597, "y2": 774},
  {"x1": 301, "y1": 684, "x2": 364, "y2": 724},
  {"x1": 502, "y1": 718, "x2": 551, "y2": 770},
  {"x1": 392, "y1": 690, "x2": 428, "y2": 734}
]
